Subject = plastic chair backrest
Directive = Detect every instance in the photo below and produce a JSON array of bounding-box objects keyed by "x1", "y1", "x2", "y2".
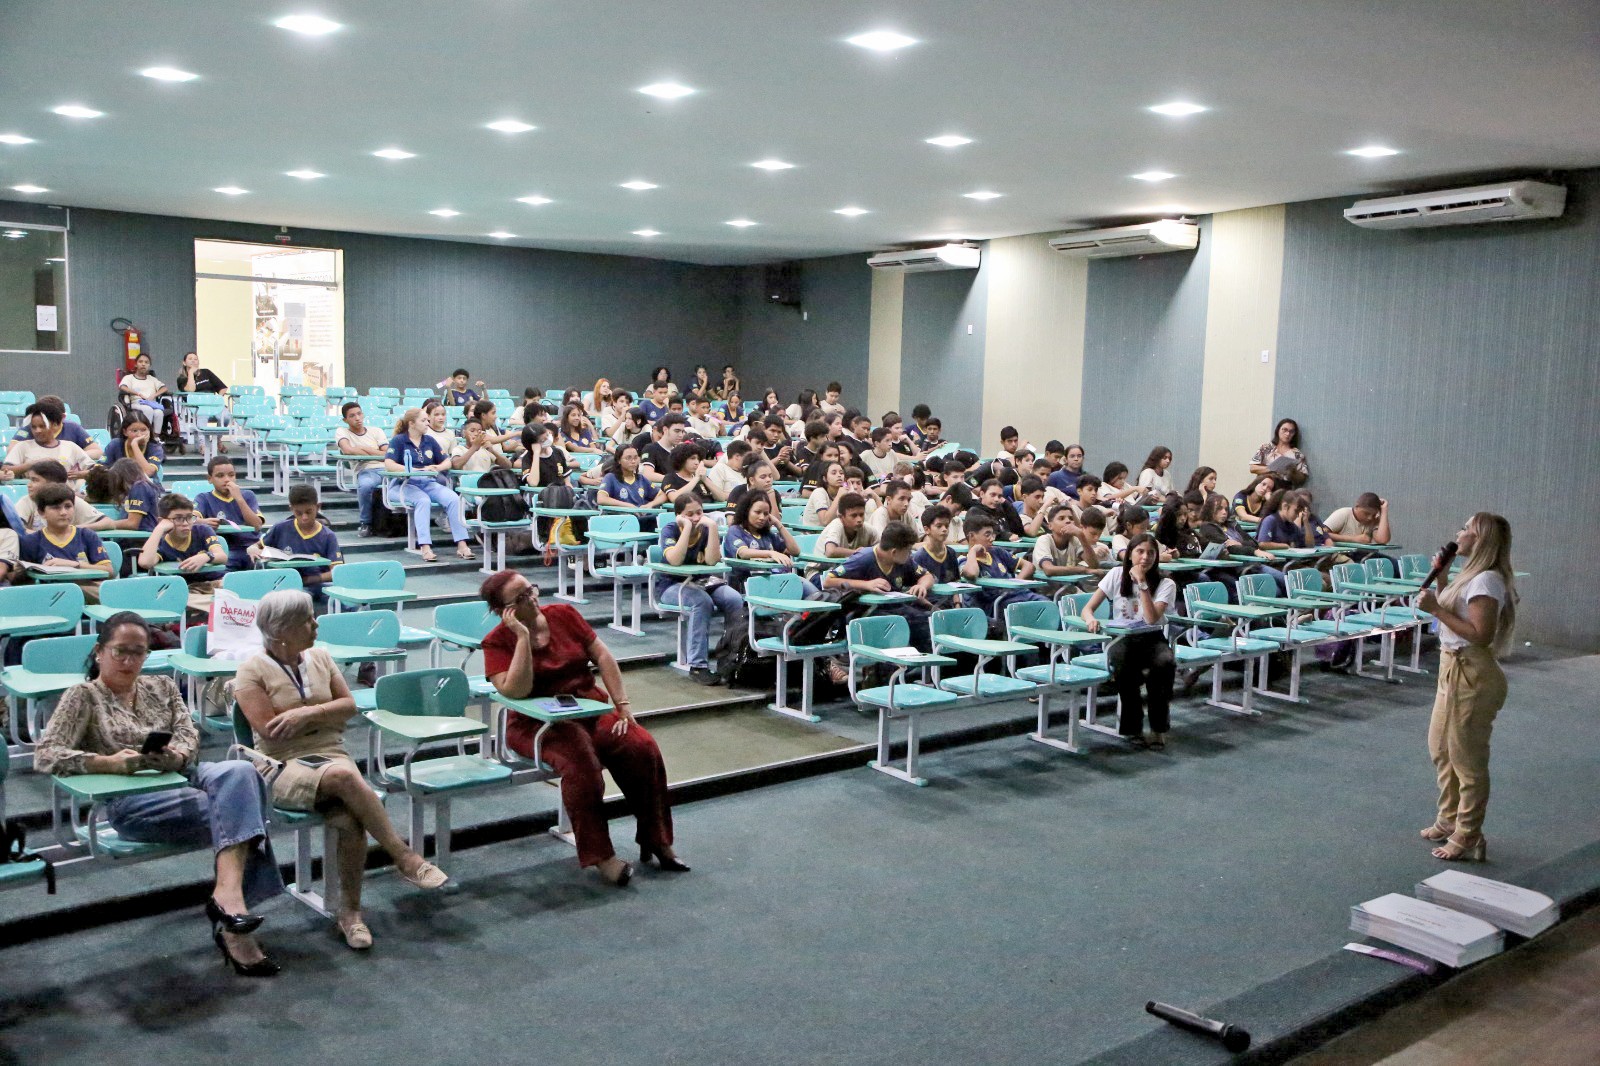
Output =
[
  {"x1": 0, "y1": 583, "x2": 86, "y2": 626},
  {"x1": 1367, "y1": 557, "x2": 1397, "y2": 580},
  {"x1": 317, "y1": 609, "x2": 401, "y2": 649},
  {"x1": 221, "y1": 568, "x2": 304, "y2": 599},
  {"x1": 1286, "y1": 568, "x2": 1325, "y2": 595},
  {"x1": 373, "y1": 667, "x2": 469, "y2": 718},
  {"x1": 1005, "y1": 599, "x2": 1058, "y2": 634},
  {"x1": 368, "y1": 387, "x2": 400, "y2": 398},
  {"x1": 1237, "y1": 573, "x2": 1275, "y2": 600},
  {"x1": 331, "y1": 560, "x2": 406, "y2": 592},
  {"x1": 930, "y1": 607, "x2": 986, "y2": 642},
  {"x1": 101, "y1": 575, "x2": 186, "y2": 615},
  {"x1": 746, "y1": 573, "x2": 804, "y2": 606},
  {"x1": 20, "y1": 633, "x2": 95, "y2": 674},
  {"x1": 794, "y1": 533, "x2": 819, "y2": 554},
  {"x1": 1330, "y1": 563, "x2": 1366, "y2": 592},
  {"x1": 646, "y1": 544, "x2": 664, "y2": 565},
  {"x1": 88, "y1": 428, "x2": 112, "y2": 449},
  {"x1": 432, "y1": 601, "x2": 498, "y2": 641},
  {"x1": 232, "y1": 385, "x2": 265, "y2": 397},
  {"x1": 1061, "y1": 591, "x2": 1108, "y2": 622},
  {"x1": 103, "y1": 541, "x2": 123, "y2": 576},
  {"x1": 848, "y1": 614, "x2": 909, "y2": 650},
  {"x1": 0, "y1": 484, "x2": 25, "y2": 503},
  {"x1": 1398, "y1": 554, "x2": 1430, "y2": 580},
  {"x1": 168, "y1": 480, "x2": 210, "y2": 501},
  {"x1": 183, "y1": 625, "x2": 209, "y2": 656},
  {"x1": 587, "y1": 513, "x2": 641, "y2": 537},
  {"x1": 281, "y1": 384, "x2": 313, "y2": 398},
  {"x1": 1184, "y1": 581, "x2": 1230, "y2": 612},
  {"x1": 231, "y1": 703, "x2": 253, "y2": 747}
]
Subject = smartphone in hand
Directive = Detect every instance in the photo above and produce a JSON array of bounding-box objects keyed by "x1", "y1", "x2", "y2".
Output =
[{"x1": 140, "y1": 730, "x2": 173, "y2": 755}]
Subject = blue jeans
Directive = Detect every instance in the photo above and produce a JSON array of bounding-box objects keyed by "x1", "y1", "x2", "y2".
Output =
[
  {"x1": 398, "y1": 478, "x2": 469, "y2": 546},
  {"x1": 105, "y1": 760, "x2": 284, "y2": 907},
  {"x1": 661, "y1": 581, "x2": 746, "y2": 668},
  {"x1": 355, "y1": 468, "x2": 384, "y2": 526}
]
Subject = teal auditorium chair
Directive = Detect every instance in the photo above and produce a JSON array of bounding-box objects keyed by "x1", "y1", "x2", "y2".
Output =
[
  {"x1": 929, "y1": 607, "x2": 1036, "y2": 698},
  {"x1": 221, "y1": 567, "x2": 305, "y2": 600},
  {"x1": 0, "y1": 584, "x2": 86, "y2": 663},
  {"x1": 743, "y1": 573, "x2": 844, "y2": 722},
  {"x1": 846, "y1": 615, "x2": 959, "y2": 786},
  {"x1": 585, "y1": 514, "x2": 654, "y2": 636},
  {"x1": 1176, "y1": 582, "x2": 1279, "y2": 716},
  {"x1": 2, "y1": 633, "x2": 96, "y2": 753},
  {"x1": 316, "y1": 610, "x2": 410, "y2": 712},
  {"x1": 1003, "y1": 600, "x2": 1110, "y2": 753}
]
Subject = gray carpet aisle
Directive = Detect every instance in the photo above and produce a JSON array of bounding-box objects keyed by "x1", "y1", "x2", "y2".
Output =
[{"x1": 0, "y1": 651, "x2": 1595, "y2": 1066}]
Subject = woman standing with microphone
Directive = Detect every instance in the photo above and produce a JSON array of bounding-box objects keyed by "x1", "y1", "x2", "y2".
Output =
[{"x1": 1416, "y1": 513, "x2": 1516, "y2": 862}]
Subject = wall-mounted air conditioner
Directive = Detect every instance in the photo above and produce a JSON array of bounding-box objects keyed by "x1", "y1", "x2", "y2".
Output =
[
  {"x1": 1343, "y1": 180, "x2": 1566, "y2": 229},
  {"x1": 866, "y1": 243, "x2": 981, "y2": 272},
  {"x1": 1047, "y1": 220, "x2": 1200, "y2": 259}
]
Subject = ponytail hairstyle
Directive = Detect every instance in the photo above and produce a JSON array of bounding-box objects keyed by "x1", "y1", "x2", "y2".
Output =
[
  {"x1": 1439, "y1": 512, "x2": 1517, "y2": 655},
  {"x1": 85, "y1": 612, "x2": 151, "y2": 681},
  {"x1": 1119, "y1": 533, "x2": 1163, "y2": 597},
  {"x1": 1115, "y1": 503, "x2": 1148, "y2": 537}
]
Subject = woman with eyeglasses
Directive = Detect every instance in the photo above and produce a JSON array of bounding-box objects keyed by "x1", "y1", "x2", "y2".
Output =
[
  {"x1": 479, "y1": 570, "x2": 684, "y2": 887},
  {"x1": 34, "y1": 613, "x2": 284, "y2": 975}
]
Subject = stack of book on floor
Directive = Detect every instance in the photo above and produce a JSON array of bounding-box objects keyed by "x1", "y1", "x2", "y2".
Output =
[
  {"x1": 1350, "y1": 892, "x2": 1504, "y2": 967},
  {"x1": 1414, "y1": 870, "x2": 1559, "y2": 938}
]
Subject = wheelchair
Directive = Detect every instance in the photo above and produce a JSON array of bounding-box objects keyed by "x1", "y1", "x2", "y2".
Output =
[{"x1": 106, "y1": 392, "x2": 185, "y2": 453}]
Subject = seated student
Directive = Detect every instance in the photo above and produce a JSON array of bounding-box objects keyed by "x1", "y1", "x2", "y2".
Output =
[
  {"x1": 657, "y1": 495, "x2": 744, "y2": 685},
  {"x1": 881, "y1": 412, "x2": 921, "y2": 459},
  {"x1": 102, "y1": 410, "x2": 165, "y2": 481},
  {"x1": 193, "y1": 456, "x2": 265, "y2": 570},
  {"x1": 9, "y1": 397, "x2": 102, "y2": 462},
  {"x1": 1297, "y1": 490, "x2": 1335, "y2": 547},
  {"x1": 422, "y1": 401, "x2": 458, "y2": 453},
  {"x1": 3, "y1": 402, "x2": 94, "y2": 480},
  {"x1": 638, "y1": 383, "x2": 670, "y2": 423},
  {"x1": 442, "y1": 368, "x2": 484, "y2": 407},
  {"x1": 519, "y1": 423, "x2": 572, "y2": 488},
  {"x1": 556, "y1": 405, "x2": 603, "y2": 455},
  {"x1": 1196, "y1": 492, "x2": 1287, "y2": 593},
  {"x1": 660, "y1": 441, "x2": 712, "y2": 503},
  {"x1": 1232, "y1": 473, "x2": 1277, "y2": 523},
  {"x1": 995, "y1": 425, "x2": 1030, "y2": 466},
  {"x1": 635, "y1": 414, "x2": 688, "y2": 486},
  {"x1": 911, "y1": 505, "x2": 961, "y2": 589},
  {"x1": 101, "y1": 458, "x2": 163, "y2": 535},
  {"x1": 599, "y1": 391, "x2": 634, "y2": 439},
  {"x1": 1256, "y1": 490, "x2": 1317, "y2": 550},
  {"x1": 1184, "y1": 466, "x2": 1219, "y2": 498},
  {"x1": 684, "y1": 394, "x2": 719, "y2": 439},
  {"x1": 597, "y1": 442, "x2": 666, "y2": 513},
  {"x1": 1111, "y1": 503, "x2": 1175, "y2": 563},
  {"x1": 1070, "y1": 474, "x2": 1106, "y2": 520},
  {"x1": 335, "y1": 401, "x2": 390, "y2": 538},
  {"x1": 117, "y1": 352, "x2": 172, "y2": 439},
  {"x1": 716, "y1": 388, "x2": 743, "y2": 426},
  {"x1": 1323, "y1": 492, "x2": 1391, "y2": 545},
  {"x1": 902, "y1": 403, "x2": 931, "y2": 446},
  {"x1": 818, "y1": 382, "x2": 847, "y2": 418},
  {"x1": 726, "y1": 458, "x2": 779, "y2": 513},
  {"x1": 19, "y1": 484, "x2": 114, "y2": 597},
  {"x1": 1099, "y1": 461, "x2": 1152, "y2": 507},
  {"x1": 823, "y1": 520, "x2": 935, "y2": 646},
  {"x1": 722, "y1": 490, "x2": 815, "y2": 596},
  {"x1": 385, "y1": 408, "x2": 474, "y2": 563},
  {"x1": 800, "y1": 461, "x2": 847, "y2": 528},
  {"x1": 508, "y1": 387, "x2": 543, "y2": 430},
  {"x1": 701, "y1": 439, "x2": 750, "y2": 502},
  {"x1": 840, "y1": 466, "x2": 879, "y2": 516},
  {"x1": 1013, "y1": 475, "x2": 1051, "y2": 537},
  {"x1": 796, "y1": 437, "x2": 839, "y2": 488},
  {"x1": 137, "y1": 492, "x2": 227, "y2": 612},
  {"x1": 817, "y1": 492, "x2": 876, "y2": 559},
  {"x1": 1137, "y1": 446, "x2": 1176, "y2": 498},
  {"x1": 608, "y1": 403, "x2": 648, "y2": 448},
  {"x1": 938, "y1": 481, "x2": 975, "y2": 544},
  {"x1": 968, "y1": 478, "x2": 1026, "y2": 541},
  {"x1": 1033, "y1": 504, "x2": 1110, "y2": 579},
  {"x1": 866, "y1": 480, "x2": 923, "y2": 539},
  {"x1": 785, "y1": 388, "x2": 819, "y2": 425},
  {"x1": 913, "y1": 416, "x2": 945, "y2": 452},
  {"x1": 859, "y1": 428, "x2": 898, "y2": 480},
  {"x1": 1081, "y1": 533, "x2": 1178, "y2": 751},
  {"x1": 467, "y1": 400, "x2": 518, "y2": 451},
  {"x1": 837, "y1": 410, "x2": 873, "y2": 462},
  {"x1": 959, "y1": 512, "x2": 1048, "y2": 617},
  {"x1": 451, "y1": 419, "x2": 512, "y2": 472},
  {"x1": 1155, "y1": 492, "x2": 1205, "y2": 559},
  {"x1": 261, "y1": 485, "x2": 344, "y2": 605},
  {"x1": 0, "y1": 492, "x2": 18, "y2": 584},
  {"x1": 13, "y1": 460, "x2": 100, "y2": 531}
]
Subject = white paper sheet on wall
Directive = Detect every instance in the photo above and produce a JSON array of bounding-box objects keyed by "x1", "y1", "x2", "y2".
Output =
[{"x1": 35, "y1": 305, "x2": 57, "y2": 331}]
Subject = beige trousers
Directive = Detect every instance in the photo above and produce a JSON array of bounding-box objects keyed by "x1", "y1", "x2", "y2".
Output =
[{"x1": 1428, "y1": 644, "x2": 1507, "y2": 844}]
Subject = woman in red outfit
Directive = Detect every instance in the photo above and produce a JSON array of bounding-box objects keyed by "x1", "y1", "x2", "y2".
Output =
[{"x1": 479, "y1": 569, "x2": 687, "y2": 886}]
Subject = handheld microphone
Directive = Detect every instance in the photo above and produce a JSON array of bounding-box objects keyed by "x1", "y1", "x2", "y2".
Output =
[
  {"x1": 1420, "y1": 540, "x2": 1459, "y2": 590},
  {"x1": 1145, "y1": 1000, "x2": 1251, "y2": 1053}
]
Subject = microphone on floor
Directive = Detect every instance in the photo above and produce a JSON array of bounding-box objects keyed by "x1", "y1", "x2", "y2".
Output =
[
  {"x1": 1145, "y1": 1000, "x2": 1251, "y2": 1054},
  {"x1": 1420, "y1": 540, "x2": 1459, "y2": 590}
]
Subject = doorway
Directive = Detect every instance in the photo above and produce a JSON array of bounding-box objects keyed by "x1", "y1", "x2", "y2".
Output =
[{"x1": 194, "y1": 239, "x2": 344, "y2": 398}]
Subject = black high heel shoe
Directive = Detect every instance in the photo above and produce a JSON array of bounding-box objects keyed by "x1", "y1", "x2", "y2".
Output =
[
  {"x1": 640, "y1": 846, "x2": 691, "y2": 873},
  {"x1": 212, "y1": 928, "x2": 281, "y2": 977},
  {"x1": 206, "y1": 897, "x2": 264, "y2": 934}
]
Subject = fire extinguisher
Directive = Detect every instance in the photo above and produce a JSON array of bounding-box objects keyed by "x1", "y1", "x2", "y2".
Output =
[{"x1": 110, "y1": 317, "x2": 143, "y2": 375}]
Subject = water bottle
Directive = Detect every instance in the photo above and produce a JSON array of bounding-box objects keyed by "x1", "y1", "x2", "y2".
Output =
[{"x1": 404, "y1": 449, "x2": 412, "y2": 475}]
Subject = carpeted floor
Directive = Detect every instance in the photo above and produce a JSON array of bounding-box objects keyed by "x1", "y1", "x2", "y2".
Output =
[{"x1": 1, "y1": 651, "x2": 1595, "y2": 1065}]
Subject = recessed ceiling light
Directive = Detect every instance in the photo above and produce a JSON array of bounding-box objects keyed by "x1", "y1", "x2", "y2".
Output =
[
  {"x1": 485, "y1": 119, "x2": 536, "y2": 133},
  {"x1": 429, "y1": 208, "x2": 460, "y2": 218},
  {"x1": 632, "y1": 229, "x2": 661, "y2": 237},
  {"x1": 846, "y1": 30, "x2": 918, "y2": 52},
  {"x1": 834, "y1": 207, "x2": 869, "y2": 217},
  {"x1": 925, "y1": 135, "x2": 972, "y2": 148},
  {"x1": 487, "y1": 231, "x2": 515, "y2": 239},
  {"x1": 638, "y1": 82, "x2": 696, "y2": 100},
  {"x1": 11, "y1": 184, "x2": 48, "y2": 195},
  {"x1": 52, "y1": 104, "x2": 104, "y2": 119},
  {"x1": 1346, "y1": 145, "x2": 1399, "y2": 158},
  {"x1": 3, "y1": 231, "x2": 26, "y2": 240},
  {"x1": 284, "y1": 168, "x2": 324, "y2": 180},
  {"x1": 0, "y1": 134, "x2": 35, "y2": 145},
  {"x1": 1148, "y1": 101, "x2": 1207, "y2": 117},
  {"x1": 140, "y1": 66, "x2": 199, "y2": 82},
  {"x1": 750, "y1": 159, "x2": 794, "y2": 171},
  {"x1": 963, "y1": 190, "x2": 1003, "y2": 201},
  {"x1": 214, "y1": 186, "x2": 248, "y2": 196},
  {"x1": 46, "y1": 256, "x2": 66, "y2": 262},
  {"x1": 274, "y1": 14, "x2": 342, "y2": 35},
  {"x1": 1132, "y1": 170, "x2": 1176, "y2": 183},
  {"x1": 619, "y1": 180, "x2": 658, "y2": 191},
  {"x1": 726, "y1": 219, "x2": 758, "y2": 228},
  {"x1": 516, "y1": 195, "x2": 552, "y2": 206},
  {"x1": 371, "y1": 147, "x2": 415, "y2": 160}
]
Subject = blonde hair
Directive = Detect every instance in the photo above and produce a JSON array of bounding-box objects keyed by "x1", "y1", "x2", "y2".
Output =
[
  {"x1": 1439, "y1": 511, "x2": 1516, "y2": 654},
  {"x1": 393, "y1": 407, "x2": 424, "y2": 436}
]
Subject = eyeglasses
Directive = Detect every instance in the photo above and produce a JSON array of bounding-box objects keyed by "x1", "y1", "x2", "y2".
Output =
[
  {"x1": 168, "y1": 514, "x2": 196, "y2": 524},
  {"x1": 106, "y1": 645, "x2": 151, "y2": 661},
  {"x1": 507, "y1": 585, "x2": 539, "y2": 608}
]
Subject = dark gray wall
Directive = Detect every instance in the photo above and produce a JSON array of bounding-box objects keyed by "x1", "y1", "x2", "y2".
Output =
[
  {"x1": 735, "y1": 254, "x2": 872, "y2": 411},
  {"x1": 900, "y1": 259, "x2": 990, "y2": 449},
  {"x1": 1275, "y1": 171, "x2": 1600, "y2": 650},
  {"x1": 1079, "y1": 217, "x2": 1212, "y2": 477},
  {"x1": 0, "y1": 199, "x2": 742, "y2": 416}
]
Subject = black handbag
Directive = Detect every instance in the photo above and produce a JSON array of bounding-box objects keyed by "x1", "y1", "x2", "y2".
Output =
[{"x1": 0, "y1": 820, "x2": 56, "y2": 894}]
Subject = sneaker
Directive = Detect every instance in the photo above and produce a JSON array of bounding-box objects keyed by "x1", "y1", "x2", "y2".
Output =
[
  {"x1": 357, "y1": 524, "x2": 372, "y2": 539},
  {"x1": 688, "y1": 666, "x2": 721, "y2": 686}
]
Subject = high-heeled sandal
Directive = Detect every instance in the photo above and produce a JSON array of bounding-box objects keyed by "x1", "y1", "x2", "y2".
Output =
[
  {"x1": 205, "y1": 896, "x2": 263, "y2": 935},
  {"x1": 641, "y1": 845, "x2": 691, "y2": 873},
  {"x1": 1420, "y1": 823, "x2": 1454, "y2": 842},
  {"x1": 598, "y1": 858, "x2": 634, "y2": 887},
  {"x1": 1432, "y1": 835, "x2": 1487, "y2": 862},
  {"x1": 213, "y1": 928, "x2": 281, "y2": 977}
]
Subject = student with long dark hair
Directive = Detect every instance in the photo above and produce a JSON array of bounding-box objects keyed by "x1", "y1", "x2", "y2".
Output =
[
  {"x1": 1081, "y1": 533, "x2": 1178, "y2": 751},
  {"x1": 1137, "y1": 446, "x2": 1175, "y2": 497},
  {"x1": 1233, "y1": 473, "x2": 1277, "y2": 522}
]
